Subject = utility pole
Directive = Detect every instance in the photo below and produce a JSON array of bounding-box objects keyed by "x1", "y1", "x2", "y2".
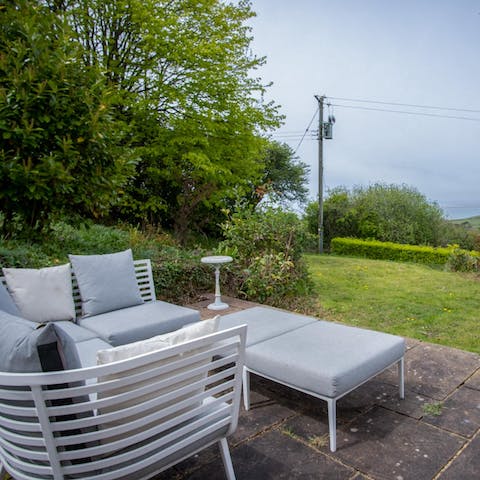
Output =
[{"x1": 315, "y1": 94, "x2": 325, "y2": 254}]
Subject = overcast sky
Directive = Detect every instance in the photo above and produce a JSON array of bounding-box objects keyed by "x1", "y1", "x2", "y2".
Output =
[{"x1": 249, "y1": 0, "x2": 480, "y2": 218}]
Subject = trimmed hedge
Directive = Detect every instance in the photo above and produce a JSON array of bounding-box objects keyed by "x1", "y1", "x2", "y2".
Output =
[{"x1": 330, "y1": 237, "x2": 480, "y2": 266}]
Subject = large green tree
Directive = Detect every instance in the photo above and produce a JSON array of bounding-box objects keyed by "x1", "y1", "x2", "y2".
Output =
[
  {"x1": 306, "y1": 183, "x2": 446, "y2": 248},
  {"x1": 252, "y1": 140, "x2": 309, "y2": 206},
  {"x1": 0, "y1": 1, "x2": 135, "y2": 235},
  {"x1": 50, "y1": 0, "x2": 282, "y2": 240}
]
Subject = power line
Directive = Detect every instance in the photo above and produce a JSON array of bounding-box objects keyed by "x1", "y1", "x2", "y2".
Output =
[
  {"x1": 328, "y1": 96, "x2": 480, "y2": 114},
  {"x1": 330, "y1": 103, "x2": 480, "y2": 122},
  {"x1": 293, "y1": 106, "x2": 319, "y2": 154}
]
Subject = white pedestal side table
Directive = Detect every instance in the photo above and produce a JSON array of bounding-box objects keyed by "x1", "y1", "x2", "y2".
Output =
[{"x1": 201, "y1": 255, "x2": 233, "y2": 310}]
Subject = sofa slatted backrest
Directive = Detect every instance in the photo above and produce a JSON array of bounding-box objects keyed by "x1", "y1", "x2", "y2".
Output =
[
  {"x1": 1, "y1": 259, "x2": 156, "y2": 320},
  {"x1": 0, "y1": 325, "x2": 246, "y2": 480}
]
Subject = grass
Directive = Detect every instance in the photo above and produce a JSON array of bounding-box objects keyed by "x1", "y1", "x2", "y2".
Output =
[
  {"x1": 450, "y1": 215, "x2": 480, "y2": 230},
  {"x1": 422, "y1": 402, "x2": 443, "y2": 416},
  {"x1": 305, "y1": 254, "x2": 480, "y2": 354}
]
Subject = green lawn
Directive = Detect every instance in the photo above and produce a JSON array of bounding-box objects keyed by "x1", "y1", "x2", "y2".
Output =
[
  {"x1": 305, "y1": 254, "x2": 480, "y2": 354},
  {"x1": 450, "y1": 215, "x2": 480, "y2": 230}
]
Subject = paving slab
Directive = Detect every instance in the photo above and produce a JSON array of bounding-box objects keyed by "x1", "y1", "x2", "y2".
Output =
[
  {"x1": 328, "y1": 406, "x2": 463, "y2": 480},
  {"x1": 343, "y1": 379, "x2": 429, "y2": 420},
  {"x1": 189, "y1": 294, "x2": 258, "y2": 320},
  {"x1": 422, "y1": 385, "x2": 480, "y2": 437},
  {"x1": 437, "y1": 431, "x2": 480, "y2": 479},
  {"x1": 230, "y1": 389, "x2": 297, "y2": 446},
  {"x1": 187, "y1": 429, "x2": 355, "y2": 480},
  {"x1": 400, "y1": 343, "x2": 480, "y2": 400}
]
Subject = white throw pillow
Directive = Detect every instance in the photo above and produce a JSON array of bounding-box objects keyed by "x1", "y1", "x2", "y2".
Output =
[
  {"x1": 96, "y1": 317, "x2": 219, "y2": 443},
  {"x1": 97, "y1": 316, "x2": 219, "y2": 364},
  {"x1": 2, "y1": 264, "x2": 76, "y2": 323}
]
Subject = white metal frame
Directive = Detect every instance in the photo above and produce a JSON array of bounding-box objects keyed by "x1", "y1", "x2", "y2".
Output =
[
  {"x1": 242, "y1": 356, "x2": 404, "y2": 452},
  {"x1": 0, "y1": 325, "x2": 247, "y2": 480}
]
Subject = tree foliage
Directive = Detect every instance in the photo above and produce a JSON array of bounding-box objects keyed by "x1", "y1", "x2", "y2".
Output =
[
  {"x1": 47, "y1": 0, "x2": 282, "y2": 240},
  {"x1": 1, "y1": 0, "x2": 282, "y2": 240},
  {"x1": 252, "y1": 140, "x2": 309, "y2": 206},
  {"x1": 306, "y1": 183, "x2": 446, "y2": 248},
  {"x1": 0, "y1": 1, "x2": 135, "y2": 235}
]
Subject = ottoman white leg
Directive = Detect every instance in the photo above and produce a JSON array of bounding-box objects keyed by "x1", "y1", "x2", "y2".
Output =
[
  {"x1": 327, "y1": 398, "x2": 337, "y2": 452},
  {"x1": 398, "y1": 357, "x2": 405, "y2": 399},
  {"x1": 242, "y1": 367, "x2": 251, "y2": 410}
]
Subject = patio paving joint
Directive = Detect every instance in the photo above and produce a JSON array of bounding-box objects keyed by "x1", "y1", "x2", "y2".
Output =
[
  {"x1": 231, "y1": 411, "x2": 300, "y2": 449},
  {"x1": 432, "y1": 431, "x2": 478, "y2": 479}
]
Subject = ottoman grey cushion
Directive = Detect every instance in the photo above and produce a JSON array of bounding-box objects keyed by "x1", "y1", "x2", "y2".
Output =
[
  {"x1": 218, "y1": 306, "x2": 317, "y2": 347},
  {"x1": 246, "y1": 320, "x2": 405, "y2": 398},
  {"x1": 78, "y1": 301, "x2": 200, "y2": 346}
]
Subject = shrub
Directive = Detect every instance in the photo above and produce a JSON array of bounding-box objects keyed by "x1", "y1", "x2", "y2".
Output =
[
  {"x1": 331, "y1": 237, "x2": 454, "y2": 265},
  {"x1": 445, "y1": 245, "x2": 480, "y2": 272},
  {"x1": 219, "y1": 205, "x2": 313, "y2": 305},
  {"x1": 150, "y1": 245, "x2": 212, "y2": 304},
  {"x1": 0, "y1": 220, "x2": 212, "y2": 305},
  {"x1": 220, "y1": 205, "x2": 308, "y2": 262},
  {"x1": 0, "y1": 2, "x2": 134, "y2": 235},
  {"x1": 305, "y1": 184, "x2": 446, "y2": 249}
]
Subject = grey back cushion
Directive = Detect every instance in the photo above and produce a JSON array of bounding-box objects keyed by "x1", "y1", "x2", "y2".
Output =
[
  {"x1": 0, "y1": 311, "x2": 81, "y2": 373},
  {"x1": 0, "y1": 281, "x2": 21, "y2": 316},
  {"x1": 69, "y1": 249, "x2": 143, "y2": 317}
]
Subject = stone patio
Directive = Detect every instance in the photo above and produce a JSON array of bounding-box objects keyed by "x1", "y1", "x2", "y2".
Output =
[{"x1": 161, "y1": 295, "x2": 480, "y2": 480}]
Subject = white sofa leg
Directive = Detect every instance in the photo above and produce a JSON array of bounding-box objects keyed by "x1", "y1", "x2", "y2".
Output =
[
  {"x1": 219, "y1": 438, "x2": 236, "y2": 480},
  {"x1": 242, "y1": 367, "x2": 250, "y2": 411},
  {"x1": 327, "y1": 398, "x2": 337, "y2": 452},
  {"x1": 398, "y1": 357, "x2": 405, "y2": 399}
]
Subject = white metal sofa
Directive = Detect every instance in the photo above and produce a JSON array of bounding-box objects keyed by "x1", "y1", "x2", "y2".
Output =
[
  {"x1": 0, "y1": 325, "x2": 247, "y2": 480},
  {"x1": 0, "y1": 259, "x2": 201, "y2": 371}
]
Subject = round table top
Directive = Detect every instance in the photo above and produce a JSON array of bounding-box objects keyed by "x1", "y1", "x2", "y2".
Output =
[{"x1": 201, "y1": 255, "x2": 233, "y2": 265}]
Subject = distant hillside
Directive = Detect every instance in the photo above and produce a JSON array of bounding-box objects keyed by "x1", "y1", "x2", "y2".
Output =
[{"x1": 449, "y1": 215, "x2": 480, "y2": 230}]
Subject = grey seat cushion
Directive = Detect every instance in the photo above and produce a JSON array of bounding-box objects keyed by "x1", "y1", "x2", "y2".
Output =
[
  {"x1": 55, "y1": 320, "x2": 100, "y2": 342},
  {"x1": 75, "y1": 337, "x2": 113, "y2": 368},
  {"x1": 246, "y1": 321, "x2": 405, "y2": 398},
  {"x1": 218, "y1": 306, "x2": 317, "y2": 347},
  {"x1": 78, "y1": 301, "x2": 200, "y2": 346}
]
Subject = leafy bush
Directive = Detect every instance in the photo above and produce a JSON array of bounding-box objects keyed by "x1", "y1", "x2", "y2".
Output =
[
  {"x1": 220, "y1": 205, "x2": 308, "y2": 262},
  {"x1": 0, "y1": 1, "x2": 135, "y2": 235},
  {"x1": 331, "y1": 237, "x2": 454, "y2": 265},
  {"x1": 0, "y1": 220, "x2": 211, "y2": 304},
  {"x1": 305, "y1": 184, "x2": 446, "y2": 248},
  {"x1": 219, "y1": 205, "x2": 313, "y2": 305},
  {"x1": 445, "y1": 245, "x2": 480, "y2": 272},
  {"x1": 240, "y1": 252, "x2": 312, "y2": 304},
  {"x1": 150, "y1": 246, "x2": 212, "y2": 304}
]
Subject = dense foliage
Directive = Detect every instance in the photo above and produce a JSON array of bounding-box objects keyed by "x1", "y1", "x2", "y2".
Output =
[
  {"x1": 0, "y1": 0, "x2": 311, "y2": 241},
  {"x1": 0, "y1": 220, "x2": 213, "y2": 302},
  {"x1": 331, "y1": 237, "x2": 480, "y2": 271},
  {"x1": 331, "y1": 237, "x2": 453, "y2": 265},
  {"x1": 306, "y1": 183, "x2": 450, "y2": 248},
  {"x1": 0, "y1": 1, "x2": 135, "y2": 235},
  {"x1": 219, "y1": 205, "x2": 313, "y2": 306},
  {"x1": 44, "y1": 0, "x2": 286, "y2": 240}
]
